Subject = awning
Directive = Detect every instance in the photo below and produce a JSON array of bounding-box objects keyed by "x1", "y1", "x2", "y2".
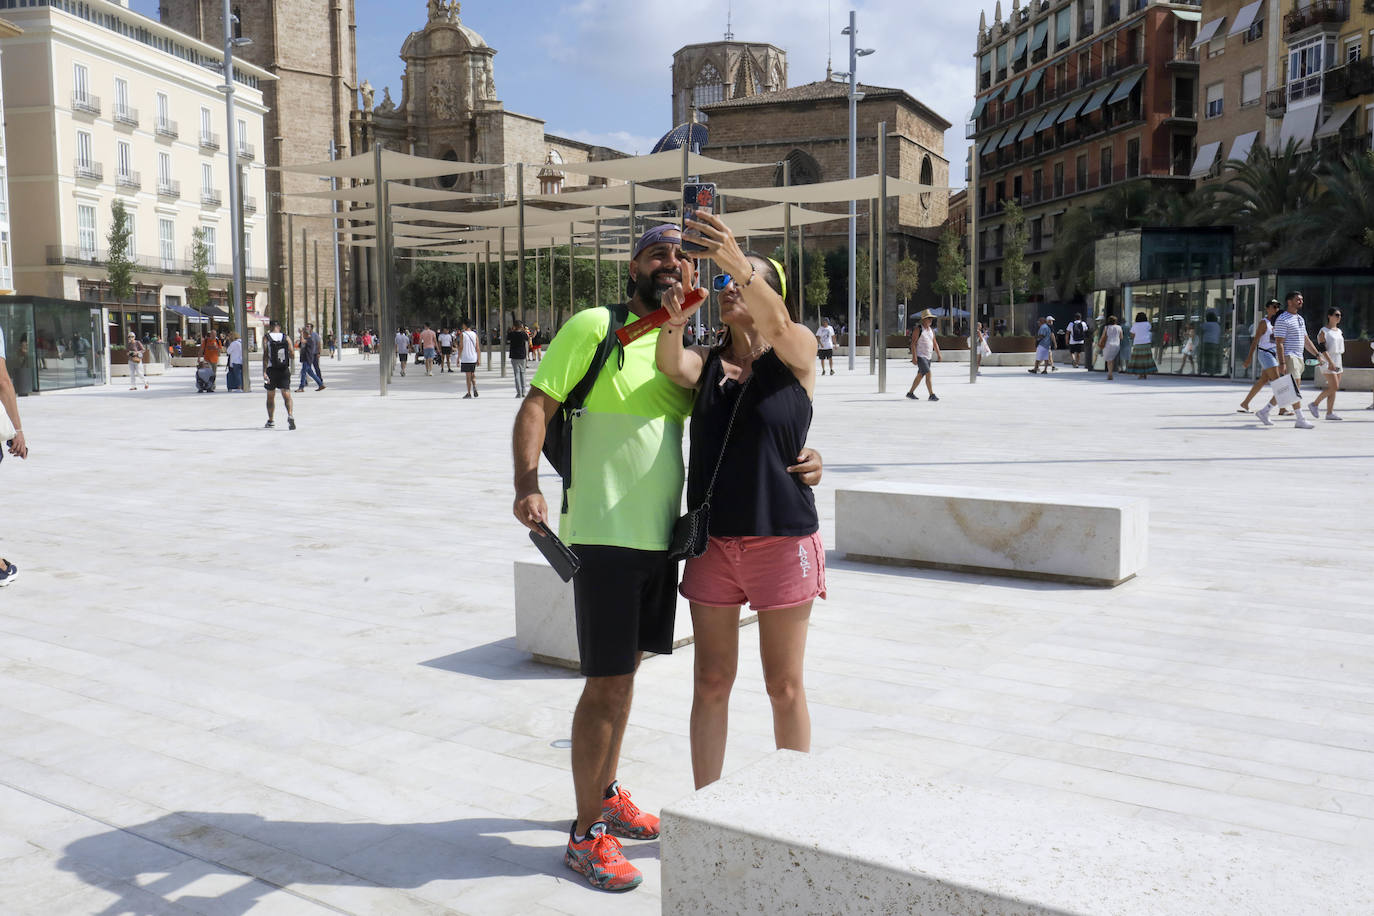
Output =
[
  {"x1": 1038, "y1": 102, "x2": 1067, "y2": 131},
  {"x1": 971, "y1": 89, "x2": 1001, "y2": 120},
  {"x1": 979, "y1": 129, "x2": 1006, "y2": 156},
  {"x1": 1189, "y1": 140, "x2": 1222, "y2": 178},
  {"x1": 1108, "y1": 70, "x2": 1144, "y2": 105},
  {"x1": 1172, "y1": 9, "x2": 1202, "y2": 22},
  {"x1": 1003, "y1": 75, "x2": 1027, "y2": 103},
  {"x1": 1013, "y1": 30, "x2": 1029, "y2": 59},
  {"x1": 165, "y1": 303, "x2": 206, "y2": 321},
  {"x1": 1277, "y1": 105, "x2": 1322, "y2": 149},
  {"x1": 1191, "y1": 17, "x2": 1226, "y2": 48},
  {"x1": 203, "y1": 305, "x2": 230, "y2": 320},
  {"x1": 1057, "y1": 95, "x2": 1089, "y2": 123},
  {"x1": 1079, "y1": 83, "x2": 1117, "y2": 116},
  {"x1": 1024, "y1": 67, "x2": 1045, "y2": 95},
  {"x1": 1228, "y1": 0, "x2": 1262, "y2": 36},
  {"x1": 1018, "y1": 118, "x2": 1040, "y2": 142},
  {"x1": 1227, "y1": 130, "x2": 1260, "y2": 163},
  {"x1": 1314, "y1": 103, "x2": 1358, "y2": 139},
  {"x1": 999, "y1": 124, "x2": 1022, "y2": 148},
  {"x1": 1031, "y1": 19, "x2": 1049, "y2": 51}
]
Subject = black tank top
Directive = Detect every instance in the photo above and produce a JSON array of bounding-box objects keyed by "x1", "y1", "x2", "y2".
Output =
[{"x1": 687, "y1": 348, "x2": 818, "y2": 537}]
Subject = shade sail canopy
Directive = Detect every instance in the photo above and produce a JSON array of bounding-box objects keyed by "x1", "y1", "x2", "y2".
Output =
[
  {"x1": 1037, "y1": 102, "x2": 1067, "y2": 132},
  {"x1": 1189, "y1": 140, "x2": 1222, "y2": 178},
  {"x1": 719, "y1": 203, "x2": 855, "y2": 232},
  {"x1": 527, "y1": 184, "x2": 680, "y2": 205},
  {"x1": 1079, "y1": 82, "x2": 1117, "y2": 116},
  {"x1": 1108, "y1": 70, "x2": 1144, "y2": 105},
  {"x1": 1314, "y1": 104, "x2": 1357, "y2": 139},
  {"x1": 1057, "y1": 95, "x2": 1089, "y2": 123},
  {"x1": 286, "y1": 184, "x2": 483, "y2": 203},
  {"x1": 555, "y1": 150, "x2": 769, "y2": 181},
  {"x1": 1003, "y1": 75, "x2": 1027, "y2": 103},
  {"x1": 1228, "y1": 0, "x2": 1262, "y2": 35},
  {"x1": 277, "y1": 148, "x2": 496, "y2": 181},
  {"x1": 1191, "y1": 17, "x2": 1226, "y2": 48},
  {"x1": 1277, "y1": 105, "x2": 1321, "y2": 149},
  {"x1": 718, "y1": 174, "x2": 949, "y2": 203},
  {"x1": 387, "y1": 204, "x2": 627, "y2": 227},
  {"x1": 1227, "y1": 131, "x2": 1260, "y2": 163}
]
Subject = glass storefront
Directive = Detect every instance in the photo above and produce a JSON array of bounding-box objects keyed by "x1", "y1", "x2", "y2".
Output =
[{"x1": 0, "y1": 296, "x2": 107, "y2": 392}]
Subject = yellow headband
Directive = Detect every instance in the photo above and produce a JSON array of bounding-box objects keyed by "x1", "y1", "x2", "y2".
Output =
[{"x1": 766, "y1": 258, "x2": 788, "y2": 302}]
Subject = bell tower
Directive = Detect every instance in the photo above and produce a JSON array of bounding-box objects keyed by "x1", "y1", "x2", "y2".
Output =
[{"x1": 159, "y1": 0, "x2": 358, "y2": 330}]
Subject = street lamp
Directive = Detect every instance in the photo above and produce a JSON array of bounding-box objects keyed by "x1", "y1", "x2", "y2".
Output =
[
  {"x1": 838, "y1": 10, "x2": 874, "y2": 371},
  {"x1": 218, "y1": 0, "x2": 252, "y2": 385}
]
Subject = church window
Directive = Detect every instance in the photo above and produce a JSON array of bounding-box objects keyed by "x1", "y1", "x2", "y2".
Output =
[
  {"x1": 919, "y1": 155, "x2": 934, "y2": 209},
  {"x1": 775, "y1": 149, "x2": 821, "y2": 187},
  {"x1": 693, "y1": 63, "x2": 723, "y2": 108},
  {"x1": 436, "y1": 149, "x2": 459, "y2": 189}
]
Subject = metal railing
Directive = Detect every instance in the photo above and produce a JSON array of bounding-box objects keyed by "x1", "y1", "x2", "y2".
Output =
[
  {"x1": 976, "y1": 157, "x2": 1191, "y2": 218},
  {"x1": 155, "y1": 118, "x2": 179, "y2": 139},
  {"x1": 200, "y1": 189, "x2": 222, "y2": 207},
  {"x1": 1288, "y1": 74, "x2": 1324, "y2": 104},
  {"x1": 74, "y1": 159, "x2": 103, "y2": 181},
  {"x1": 243, "y1": 196, "x2": 258, "y2": 213},
  {"x1": 199, "y1": 132, "x2": 221, "y2": 151},
  {"x1": 113, "y1": 105, "x2": 139, "y2": 127},
  {"x1": 1266, "y1": 87, "x2": 1288, "y2": 117},
  {"x1": 115, "y1": 170, "x2": 141, "y2": 191},
  {"x1": 1283, "y1": 0, "x2": 1348, "y2": 38},
  {"x1": 236, "y1": 142, "x2": 255, "y2": 161},
  {"x1": 71, "y1": 92, "x2": 100, "y2": 115},
  {"x1": 157, "y1": 179, "x2": 181, "y2": 199},
  {"x1": 46, "y1": 244, "x2": 270, "y2": 282}
]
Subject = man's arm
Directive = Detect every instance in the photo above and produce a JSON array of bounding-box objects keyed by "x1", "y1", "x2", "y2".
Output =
[{"x1": 513, "y1": 388, "x2": 561, "y2": 533}]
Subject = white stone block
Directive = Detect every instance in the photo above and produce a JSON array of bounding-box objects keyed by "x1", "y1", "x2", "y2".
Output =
[
  {"x1": 661, "y1": 750, "x2": 1374, "y2": 916},
  {"x1": 1315, "y1": 366, "x2": 1373, "y2": 392},
  {"x1": 513, "y1": 559, "x2": 755, "y2": 668},
  {"x1": 836, "y1": 483, "x2": 1147, "y2": 586}
]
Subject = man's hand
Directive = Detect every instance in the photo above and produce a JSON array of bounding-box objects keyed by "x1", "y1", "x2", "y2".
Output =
[
  {"x1": 8, "y1": 430, "x2": 27, "y2": 459},
  {"x1": 788, "y1": 447, "x2": 824, "y2": 487},
  {"x1": 514, "y1": 490, "x2": 549, "y2": 534}
]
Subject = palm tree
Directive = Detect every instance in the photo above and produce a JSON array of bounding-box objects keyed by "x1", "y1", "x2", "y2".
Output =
[
  {"x1": 1271, "y1": 152, "x2": 1374, "y2": 268},
  {"x1": 1208, "y1": 139, "x2": 1320, "y2": 269}
]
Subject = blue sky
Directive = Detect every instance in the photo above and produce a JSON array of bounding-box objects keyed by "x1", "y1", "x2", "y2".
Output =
[{"x1": 132, "y1": 0, "x2": 976, "y2": 180}]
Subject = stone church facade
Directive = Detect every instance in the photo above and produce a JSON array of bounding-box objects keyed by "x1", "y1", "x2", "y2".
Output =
[{"x1": 672, "y1": 40, "x2": 788, "y2": 126}]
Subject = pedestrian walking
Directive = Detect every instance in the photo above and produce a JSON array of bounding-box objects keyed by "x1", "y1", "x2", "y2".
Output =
[
  {"x1": 507, "y1": 319, "x2": 530, "y2": 397},
  {"x1": 1030, "y1": 317, "x2": 1053, "y2": 374},
  {"x1": 296, "y1": 323, "x2": 326, "y2": 391},
  {"x1": 458, "y1": 319, "x2": 481, "y2": 398},
  {"x1": 201, "y1": 332, "x2": 222, "y2": 390},
  {"x1": 1308, "y1": 307, "x2": 1344, "y2": 421},
  {"x1": 815, "y1": 317, "x2": 836, "y2": 375},
  {"x1": 1257, "y1": 290, "x2": 1320, "y2": 426},
  {"x1": 975, "y1": 322, "x2": 991, "y2": 375},
  {"x1": 226, "y1": 333, "x2": 244, "y2": 391},
  {"x1": 1098, "y1": 316, "x2": 1123, "y2": 380},
  {"x1": 0, "y1": 323, "x2": 28, "y2": 587},
  {"x1": 1066, "y1": 313, "x2": 1090, "y2": 368},
  {"x1": 438, "y1": 327, "x2": 454, "y2": 372},
  {"x1": 1176, "y1": 322, "x2": 1197, "y2": 374},
  {"x1": 419, "y1": 323, "x2": 438, "y2": 376},
  {"x1": 1044, "y1": 316, "x2": 1059, "y2": 371},
  {"x1": 261, "y1": 320, "x2": 296, "y2": 430},
  {"x1": 126, "y1": 333, "x2": 148, "y2": 390},
  {"x1": 529, "y1": 324, "x2": 543, "y2": 361},
  {"x1": 1239, "y1": 300, "x2": 1282, "y2": 412},
  {"x1": 905, "y1": 311, "x2": 941, "y2": 400},
  {"x1": 1126, "y1": 312, "x2": 1158, "y2": 379},
  {"x1": 310, "y1": 325, "x2": 326, "y2": 387},
  {"x1": 393, "y1": 327, "x2": 410, "y2": 378}
]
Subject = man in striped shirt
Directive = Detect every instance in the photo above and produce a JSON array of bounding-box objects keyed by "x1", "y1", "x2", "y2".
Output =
[{"x1": 1257, "y1": 290, "x2": 1319, "y2": 428}]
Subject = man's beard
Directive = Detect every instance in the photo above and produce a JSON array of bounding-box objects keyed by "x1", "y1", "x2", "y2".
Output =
[{"x1": 633, "y1": 267, "x2": 680, "y2": 309}]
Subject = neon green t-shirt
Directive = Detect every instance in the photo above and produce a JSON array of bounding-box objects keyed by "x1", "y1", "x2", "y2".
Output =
[{"x1": 532, "y1": 307, "x2": 695, "y2": 551}]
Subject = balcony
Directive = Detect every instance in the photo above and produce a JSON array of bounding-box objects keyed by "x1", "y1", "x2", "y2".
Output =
[
  {"x1": 1284, "y1": 0, "x2": 1348, "y2": 40},
  {"x1": 1288, "y1": 74, "x2": 1324, "y2": 105},
  {"x1": 74, "y1": 159, "x2": 103, "y2": 181},
  {"x1": 201, "y1": 188, "x2": 223, "y2": 207},
  {"x1": 47, "y1": 244, "x2": 103, "y2": 266},
  {"x1": 71, "y1": 92, "x2": 101, "y2": 116},
  {"x1": 1167, "y1": 46, "x2": 1199, "y2": 68},
  {"x1": 1324, "y1": 57, "x2": 1374, "y2": 102},
  {"x1": 236, "y1": 142, "x2": 255, "y2": 161},
  {"x1": 199, "y1": 132, "x2": 221, "y2": 151},
  {"x1": 157, "y1": 179, "x2": 181, "y2": 199},
  {"x1": 113, "y1": 105, "x2": 139, "y2": 128},
  {"x1": 155, "y1": 118, "x2": 179, "y2": 139},
  {"x1": 1266, "y1": 87, "x2": 1288, "y2": 118},
  {"x1": 243, "y1": 195, "x2": 258, "y2": 213},
  {"x1": 115, "y1": 170, "x2": 141, "y2": 192}
]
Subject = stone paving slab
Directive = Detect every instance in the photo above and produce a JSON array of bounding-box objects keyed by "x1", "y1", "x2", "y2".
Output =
[{"x1": 2, "y1": 354, "x2": 1372, "y2": 914}]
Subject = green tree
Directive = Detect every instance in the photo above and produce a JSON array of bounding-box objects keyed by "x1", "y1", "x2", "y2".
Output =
[
  {"x1": 188, "y1": 227, "x2": 211, "y2": 314},
  {"x1": 106, "y1": 199, "x2": 134, "y2": 305},
  {"x1": 1271, "y1": 152, "x2": 1374, "y2": 268},
  {"x1": 894, "y1": 256, "x2": 920, "y2": 307},
  {"x1": 932, "y1": 228, "x2": 968, "y2": 332},
  {"x1": 1209, "y1": 139, "x2": 1319, "y2": 269},
  {"x1": 804, "y1": 256, "x2": 829, "y2": 325},
  {"x1": 1002, "y1": 199, "x2": 1031, "y2": 331}
]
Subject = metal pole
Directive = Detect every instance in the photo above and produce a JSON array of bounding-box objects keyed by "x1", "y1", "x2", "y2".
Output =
[
  {"x1": 877, "y1": 120, "x2": 888, "y2": 394},
  {"x1": 499, "y1": 226, "x2": 507, "y2": 377},
  {"x1": 846, "y1": 9, "x2": 859, "y2": 370},
  {"x1": 594, "y1": 206, "x2": 602, "y2": 307},
  {"x1": 970, "y1": 142, "x2": 980, "y2": 385},
  {"x1": 868, "y1": 202, "x2": 876, "y2": 375},
  {"x1": 220, "y1": 0, "x2": 246, "y2": 382},
  {"x1": 329, "y1": 140, "x2": 343, "y2": 361},
  {"x1": 313, "y1": 239, "x2": 320, "y2": 346},
  {"x1": 534, "y1": 242, "x2": 541, "y2": 329},
  {"x1": 516, "y1": 162, "x2": 526, "y2": 324},
  {"x1": 286, "y1": 211, "x2": 294, "y2": 339},
  {"x1": 549, "y1": 242, "x2": 555, "y2": 324},
  {"x1": 483, "y1": 241, "x2": 491, "y2": 369},
  {"x1": 568, "y1": 222, "x2": 575, "y2": 318},
  {"x1": 782, "y1": 159, "x2": 791, "y2": 291},
  {"x1": 371, "y1": 143, "x2": 388, "y2": 396}
]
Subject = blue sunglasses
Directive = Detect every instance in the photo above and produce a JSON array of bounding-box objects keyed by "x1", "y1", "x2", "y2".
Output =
[{"x1": 711, "y1": 273, "x2": 733, "y2": 291}]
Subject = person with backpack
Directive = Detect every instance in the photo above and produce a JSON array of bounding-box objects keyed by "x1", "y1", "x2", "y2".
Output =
[
  {"x1": 261, "y1": 320, "x2": 296, "y2": 429},
  {"x1": 1067, "y1": 313, "x2": 1090, "y2": 369}
]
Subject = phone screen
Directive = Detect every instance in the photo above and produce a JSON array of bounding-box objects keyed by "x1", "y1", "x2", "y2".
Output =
[{"x1": 681, "y1": 183, "x2": 716, "y2": 253}]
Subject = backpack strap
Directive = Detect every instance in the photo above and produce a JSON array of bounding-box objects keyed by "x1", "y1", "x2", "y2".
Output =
[{"x1": 556, "y1": 304, "x2": 628, "y2": 512}]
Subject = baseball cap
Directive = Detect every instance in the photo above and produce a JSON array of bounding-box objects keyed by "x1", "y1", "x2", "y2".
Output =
[{"x1": 632, "y1": 224, "x2": 681, "y2": 260}]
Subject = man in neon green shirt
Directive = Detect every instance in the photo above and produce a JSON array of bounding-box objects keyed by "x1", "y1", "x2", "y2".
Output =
[{"x1": 512, "y1": 224, "x2": 819, "y2": 891}]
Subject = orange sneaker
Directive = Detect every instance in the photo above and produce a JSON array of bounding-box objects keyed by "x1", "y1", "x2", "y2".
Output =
[
  {"x1": 564, "y1": 821, "x2": 642, "y2": 891},
  {"x1": 601, "y1": 780, "x2": 660, "y2": 840}
]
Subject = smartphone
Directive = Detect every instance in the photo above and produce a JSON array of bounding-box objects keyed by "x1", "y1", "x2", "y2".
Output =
[
  {"x1": 681, "y1": 182, "x2": 717, "y2": 253},
  {"x1": 530, "y1": 521, "x2": 581, "y2": 582}
]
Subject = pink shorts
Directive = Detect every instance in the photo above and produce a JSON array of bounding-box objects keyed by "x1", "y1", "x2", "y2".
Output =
[{"x1": 680, "y1": 532, "x2": 827, "y2": 611}]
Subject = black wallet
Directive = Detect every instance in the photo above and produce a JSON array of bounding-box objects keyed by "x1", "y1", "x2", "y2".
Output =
[{"x1": 530, "y1": 522, "x2": 581, "y2": 581}]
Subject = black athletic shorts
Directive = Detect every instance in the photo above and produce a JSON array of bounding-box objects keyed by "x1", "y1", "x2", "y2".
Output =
[
  {"x1": 818, "y1": 348, "x2": 834, "y2": 359},
  {"x1": 1069, "y1": 343, "x2": 1084, "y2": 354},
  {"x1": 398, "y1": 353, "x2": 409, "y2": 363},
  {"x1": 441, "y1": 346, "x2": 453, "y2": 355},
  {"x1": 263, "y1": 367, "x2": 291, "y2": 391},
  {"x1": 461, "y1": 361, "x2": 477, "y2": 373},
  {"x1": 571, "y1": 545, "x2": 678, "y2": 677}
]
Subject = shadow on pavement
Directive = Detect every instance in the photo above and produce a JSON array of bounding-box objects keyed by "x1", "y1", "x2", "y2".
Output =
[{"x1": 421, "y1": 637, "x2": 579, "y2": 681}]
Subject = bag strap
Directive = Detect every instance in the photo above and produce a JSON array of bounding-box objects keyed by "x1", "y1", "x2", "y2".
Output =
[
  {"x1": 557, "y1": 304, "x2": 628, "y2": 511},
  {"x1": 696, "y1": 371, "x2": 754, "y2": 511}
]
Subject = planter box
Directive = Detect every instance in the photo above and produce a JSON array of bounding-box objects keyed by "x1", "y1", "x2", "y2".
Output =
[{"x1": 989, "y1": 336, "x2": 1037, "y2": 353}]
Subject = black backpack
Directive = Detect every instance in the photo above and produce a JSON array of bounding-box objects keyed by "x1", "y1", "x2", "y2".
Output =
[
  {"x1": 266, "y1": 334, "x2": 291, "y2": 369},
  {"x1": 542, "y1": 305, "x2": 627, "y2": 510}
]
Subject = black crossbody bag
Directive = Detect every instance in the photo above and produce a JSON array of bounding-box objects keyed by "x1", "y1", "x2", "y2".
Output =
[{"x1": 669, "y1": 376, "x2": 753, "y2": 562}]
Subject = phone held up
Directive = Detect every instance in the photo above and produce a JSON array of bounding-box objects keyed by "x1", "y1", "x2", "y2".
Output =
[{"x1": 681, "y1": 183, "x2": 717, "y2": 254}]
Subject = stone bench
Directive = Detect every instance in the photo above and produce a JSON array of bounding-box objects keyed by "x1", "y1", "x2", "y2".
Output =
[
  {"x1": 1315, "y1": 365, "x2": 1373, "y2": 392},
  {"x1": 513, "y1": 559, "x2": 756, "y2": 669},
  {"x1": 836, "y1": 483, "x2": 1147, "y2": 587},
  {"x1": 661, "y1": 750, "x2": 1373, "y2": 915}
]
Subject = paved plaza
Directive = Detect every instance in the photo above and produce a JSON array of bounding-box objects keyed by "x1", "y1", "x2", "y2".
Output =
[{"x1": 2, "y1": 353, "x2": 1373, "y2": 914}]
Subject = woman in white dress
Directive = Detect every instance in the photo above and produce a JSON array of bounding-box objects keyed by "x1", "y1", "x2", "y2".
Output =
[
  {"x1": 1097, "y1": 315, "x2": 1123, "y2": 380},
  {"x1": 1309, "y1": 307, "x2": 1345, "y2": 421}
]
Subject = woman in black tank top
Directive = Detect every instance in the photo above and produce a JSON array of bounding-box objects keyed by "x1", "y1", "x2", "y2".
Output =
[{"x1": 656, "y1": 210, "x2": 825, "y2": 790}]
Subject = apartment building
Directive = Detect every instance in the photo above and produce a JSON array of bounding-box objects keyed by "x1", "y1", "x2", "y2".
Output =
[
  {"x1": 970, "y1": 0, "x2": 1201, "y2": 318},
  {"x1": 0, "y1": 18, "x2": 17, "y2": 296},
  {"x1": 1190, "y1": 0, "x2": 1282, "y2": 179},
  {"x1": 0, "y1": 0, "x2": 271, "y2": 342},
  {"x1": 1264, "y1": 0, "x2": 1374, "y2": 157}
]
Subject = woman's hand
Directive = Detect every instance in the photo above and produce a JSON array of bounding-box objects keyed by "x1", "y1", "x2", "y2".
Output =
[
  {"x1": 682, "y1": 210, "x2": 751, "y2": 280},
  {"x1": 661, "y1": 256, "x2": 706, "y2": 326}
]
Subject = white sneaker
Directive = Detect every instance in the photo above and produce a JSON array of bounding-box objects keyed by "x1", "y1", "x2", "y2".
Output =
[
  {"x1": 1307, "y1": 403, "x2": 1319, "y2": 419},
  {"x1": 1295, "y1": 416, "x2": 1314, "y2": 429},
  {"x1": 1256, "y1": 405, "x2": 1273, "y2": 426},
  {"x1": 1326, "y1": 413, "x2": 1343, "y2": 421}
]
